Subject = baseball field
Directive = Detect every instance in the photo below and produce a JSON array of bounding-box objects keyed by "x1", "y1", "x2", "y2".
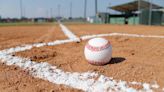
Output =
[{"x1": 0, "y1": 23, "x2": 164, "y2": 92}]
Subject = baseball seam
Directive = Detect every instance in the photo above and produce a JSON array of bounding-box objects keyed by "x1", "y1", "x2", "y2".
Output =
[
  {"x1": 85, "y1": 41, "x2": 111, "y2": 52},
  {"x1": 85, "y1": 41, "x2": 111, "y2": 65}
]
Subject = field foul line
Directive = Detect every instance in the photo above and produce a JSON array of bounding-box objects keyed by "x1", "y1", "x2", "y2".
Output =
[
  {"x1": 0, "y1": 24, "x2": 164, "y2": 91},
  {"x1": 59, "y1": 23, "x2": 164, "y2": 40},
  {"x1": 0, "y1": 39, "x2": 78, "y2": 54},
  {"x1": 59, "y1": 23, "x2": 80, "y2": 41},
  {"x1": 80, "y1": 33, "x2": 164, "y2": 40}
]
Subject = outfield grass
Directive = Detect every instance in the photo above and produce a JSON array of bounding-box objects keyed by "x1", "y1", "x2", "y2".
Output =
[
  {"x1": 1, "y1": 21, "x2": 161, "y2": 26},
  {"x1": 0, "y1": 22, "x2": 57, "y2": 26},
  {"x1": 62, "y1": 21, "x2": 90, "y2": 25}
]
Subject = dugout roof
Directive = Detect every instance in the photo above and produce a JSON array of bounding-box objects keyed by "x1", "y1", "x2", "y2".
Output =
[{"x1": 109, "y1": 0, "x2": 163, "y2": 13}]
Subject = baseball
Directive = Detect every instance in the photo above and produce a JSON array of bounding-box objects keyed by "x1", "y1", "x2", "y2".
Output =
[{"x1": 84, "y1": 38, "x2": 112, "y2": 65}]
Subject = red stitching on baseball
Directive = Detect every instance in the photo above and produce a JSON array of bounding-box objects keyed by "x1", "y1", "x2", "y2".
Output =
[{"x1": 86, "y1": 41, "x2": 111, "y2": 52}]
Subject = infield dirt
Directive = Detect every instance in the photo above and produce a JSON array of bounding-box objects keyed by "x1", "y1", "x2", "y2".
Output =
[
  {"x1": 0, "y1": 24, "x2": 67, "y2": 50},
  {"x1": 0, "y1": 24, "x2": 82, "y2": 92},
  {"x1": 66, "y1": 24, "x2": 164, "y2": 36},
  {"x1": 15, "y1": 36, "x2": 164, "y2": 89},
  {"x1": 0, "y1": 24, "x2": 164, "y2": 92}
]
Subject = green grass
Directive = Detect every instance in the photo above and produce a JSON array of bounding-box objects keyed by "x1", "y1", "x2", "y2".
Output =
[
  {"x1": 62, "y1": 21, "x2": 90, "y2": 25},
  {"x1": 162, "y1": 22, "x2": 164, "y2": 26},
  {"x1": 0, "y1": 22, "x2": 57, "y2": 26}
]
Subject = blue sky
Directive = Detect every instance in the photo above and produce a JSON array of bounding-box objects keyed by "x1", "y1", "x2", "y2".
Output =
[{"x1": 0, "y1": 0, "x2": 163, "y2": 18}]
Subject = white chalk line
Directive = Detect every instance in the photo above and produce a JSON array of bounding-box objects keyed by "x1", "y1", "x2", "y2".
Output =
[
  {"x1": 59, "y1": 23, "x2": 80, "y2": 41},
  {"x1": 80, "y1": 33, "x2": 164, "y2": 40},
  {"x1": 1, "y1": 39, "x2": 78, "y2": 54},
  {"x1": 0, "y1": 23, "x2": 164, "y2": 92},
  {"x1": 2, "y1": 33, "x2": 163, "y2": 55}
]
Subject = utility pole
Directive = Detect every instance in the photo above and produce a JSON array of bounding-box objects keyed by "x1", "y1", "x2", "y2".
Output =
[
  {"x1": 84, "y1": 0, "x2": 87, "y2": 19},
  {"x1": 20, "y1": 0, "x2": 23, "y2": 19}
]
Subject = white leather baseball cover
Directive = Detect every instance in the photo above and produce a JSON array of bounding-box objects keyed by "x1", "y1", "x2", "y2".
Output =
[{"x1": 84, "y1": 38, "x2": 112, "y2": 65}]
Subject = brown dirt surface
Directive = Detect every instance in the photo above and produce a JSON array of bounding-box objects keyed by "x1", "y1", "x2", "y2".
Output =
[
  {"x1": 0, "y1": 63, "x2": 82, "y2": 92},
  {"x1": 0, "y1": 24, "x2": 67, "y2": 50},
  {"x1": 15, "y1": 36, "x2": 164, "y2": 88},
  {"x1": 66, "y1": 24, "x2": 164, "y2": 36},
  {"x1": 0, "y1": 24, "x2": 82, "y2": 92},
  {"x1": 1, "y1": 24, "x2": 164, "y2": 91}
]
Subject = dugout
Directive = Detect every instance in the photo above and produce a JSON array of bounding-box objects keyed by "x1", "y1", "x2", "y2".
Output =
[
  {"x1": 107, "y1": 0, "x2": 163, "y2": 25},
  {"x1": 0, "y1": 16, "x2": 1, "y2": 22},
  {"x1": 98, "y1": 12, "x2": 138, "y2": 24},
  {"x1": 139, "y1": 9, "x2": 164, "y2": 25}
]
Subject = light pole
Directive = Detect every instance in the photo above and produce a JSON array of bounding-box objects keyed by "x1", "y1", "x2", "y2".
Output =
[
  {"x1": 50, "y1": 8, "x2": 53, "y2": 18},
  {"x1": 95, "y1": 0, "x2": 98, "y2": 23},
  {"x1": 138, "y1": 0, "x2": 141, "y2": 24},
  {"x1": 84, "y1": 0, "x2": 87, "y2": 19},
  {"x1": 95, "y1": 0, "x2": 98, "y2": 16},
  {"x1": 70, "y1": 2, "x2": 72, "y2": 18},
  {"x1": 20, "y1": 0, "x2": 23, "y2": 19},
  {"x1": 46, "y1": 10, "x2": 49, "y2": 18},
  {"x1": 23, "y1": 6, "x2": 26, "y2": 18},
  {"x1": 148, "y1": 0, "x2": 152, "y2": 25},
  {"x1": 106, "y1": 3, "x2": 111, "y2": 24},
  {"x1": 58, "y1": 5, "x2": 61, "y2": 17},
  {"x1": 0, "y1": 8, "x2": 1, "y2": 20}
]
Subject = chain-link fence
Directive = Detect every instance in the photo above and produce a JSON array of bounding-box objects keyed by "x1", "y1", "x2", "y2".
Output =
[
  {"x1": 104, "y1": 0, "x2": 164, "y2": 25},
  {"x1": 138, "y1": 0, "x2": 164, "y2": 25}
]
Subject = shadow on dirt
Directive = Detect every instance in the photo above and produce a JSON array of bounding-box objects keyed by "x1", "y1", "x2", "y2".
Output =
[{"x1": 108, "y1": 57, "x2": 126, "y2": 64}]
